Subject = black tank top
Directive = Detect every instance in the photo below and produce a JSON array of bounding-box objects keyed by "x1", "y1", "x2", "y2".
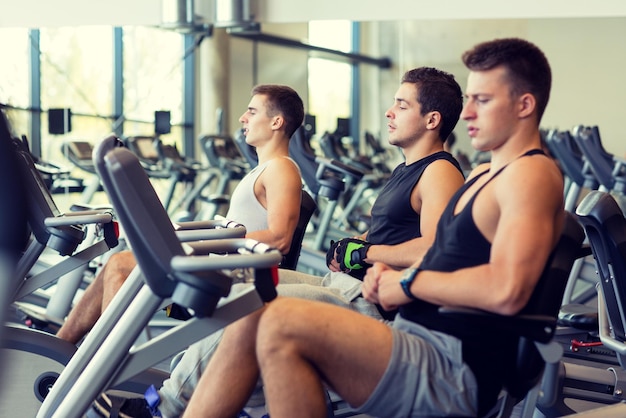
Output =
[
  {"x1": 398, "y1": 149, "x2": 546, "y2": 414},
  {"x1": 367, "y1": 151, "x2": 463, "y2": 245}
]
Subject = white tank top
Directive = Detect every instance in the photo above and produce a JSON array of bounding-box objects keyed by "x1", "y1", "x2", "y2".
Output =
[{"x1": 225, "y1": 157, "x2": 299, "y2": 233}]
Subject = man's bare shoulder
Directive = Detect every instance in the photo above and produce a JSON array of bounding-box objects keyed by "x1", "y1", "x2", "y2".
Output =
[
  {"x1": 424, "y1": 157, "x2": 465, "y2": 176},
  {"x1": 501, "y1": 154, "x2": 562, "y2": 185},
  {"x1": 419, "y1": 157, "x2": 466, "y2": 188},
  {"x1": 264, "y1": 156, "x2": 300, "y2": 172},
  {"x1": 496, "y1": 154, "x2": 564, "y2": 208},
  {"x1": 412, "y1": 157, "x2": 466, "y2": 213},
  {"x1": 260, "y1": 156, "x2": 302, "y2": 187}
]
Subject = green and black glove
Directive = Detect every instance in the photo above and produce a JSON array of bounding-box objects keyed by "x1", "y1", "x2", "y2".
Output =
[{"x1": 334, "y1": 238, "x2": 372, "y2": 271}]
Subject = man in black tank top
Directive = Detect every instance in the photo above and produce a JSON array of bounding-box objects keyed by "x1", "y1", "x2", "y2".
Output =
[
  {"x1": 326, "y1": 67, "x2": 466, "y2": 278},
  {"x1": 220, "y1": 38, "x2": 565, "y2": 418}
]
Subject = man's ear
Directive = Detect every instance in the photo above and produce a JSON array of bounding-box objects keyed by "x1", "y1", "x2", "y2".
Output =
[
  {"x1": 518, "y1": 93, "x2": 536, "y2": 119},
  {"x1": 426, "y1": 111, "x2": 442, "y2": 130},
  {"x1": 271, "y1": 115, "x2": 285, "y2": 131}
]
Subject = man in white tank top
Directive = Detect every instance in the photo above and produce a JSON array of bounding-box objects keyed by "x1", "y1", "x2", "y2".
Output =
[
  {"x1": 57, "y1": 85, "x2": 304, "y2": 345},
  {"x1": 224, "y1": 85, "x2": 303, "y2": 255}
]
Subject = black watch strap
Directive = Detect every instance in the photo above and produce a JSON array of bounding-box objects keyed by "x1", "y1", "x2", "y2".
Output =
[{"x1": 399, "y1": 267, "x2": 420, "y2": 301}]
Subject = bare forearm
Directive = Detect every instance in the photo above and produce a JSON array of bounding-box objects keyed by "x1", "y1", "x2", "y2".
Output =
[
  {"x1": 364, "y1": 238, "x2": 430, "y2": 269},
  {"x1": 246, "y1": 229, "x2": 291, "y2": 255},
  {"x1": 408, "y1": 264, "x2": 538, "y2": 316}
]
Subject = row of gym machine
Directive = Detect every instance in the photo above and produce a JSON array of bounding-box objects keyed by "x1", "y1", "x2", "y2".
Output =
[{"x1": 7, "y1": 109, "x2": 626, "y2": 417}]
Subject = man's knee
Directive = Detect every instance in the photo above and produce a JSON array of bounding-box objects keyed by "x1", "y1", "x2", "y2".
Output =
[
  {"x1": 257, "y1": 298, "x2": 309, "y2": 356},
  {"x1": 108, "y1": 250, "x2": 136, "y2": 266},
  {"x1": 105, "y1": 250, "x2": 136, "y2": 285}
]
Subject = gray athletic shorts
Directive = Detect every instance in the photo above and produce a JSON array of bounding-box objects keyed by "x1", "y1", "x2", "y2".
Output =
[{"x1": 353, "y1": 315, "x2": 479, "y2": 417}]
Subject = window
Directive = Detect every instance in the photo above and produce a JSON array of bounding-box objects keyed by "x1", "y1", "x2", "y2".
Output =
[
  {"x1": 0, "y1": 28, "x2": 31, "y2": 137},
  {"x1": 39, "y1": 26, "x2": 113, "y2": 161},
  {"x1": 0, "y1": 24, "x2": 191, "y2": 211},
  {"x1": 122, "y1": 26, "x2": 184, "y2": 147},
  {"x1": 307, "y1": 21, "x2": 353, "y2": 136}
]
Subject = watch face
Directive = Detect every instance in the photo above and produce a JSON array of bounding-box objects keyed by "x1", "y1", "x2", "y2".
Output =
[{"x1": 402, "y1": 268, "x2": 417, "y2": 281}]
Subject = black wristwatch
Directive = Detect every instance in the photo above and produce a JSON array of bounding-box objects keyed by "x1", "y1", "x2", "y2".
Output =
[{"x1": 399, "y1": 267, "x2": 421, "y2": 301}]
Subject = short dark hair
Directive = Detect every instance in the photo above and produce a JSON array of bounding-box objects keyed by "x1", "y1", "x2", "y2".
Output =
[
  {"x1": 401, "y1": 67, "x2": 463, "y2": 142},
  {"x1": 251, "y1": 84, "x2": 304, "y2": 138},
  {"x1": 462, "y1": 37, "x2": 552, "y2": 122}
]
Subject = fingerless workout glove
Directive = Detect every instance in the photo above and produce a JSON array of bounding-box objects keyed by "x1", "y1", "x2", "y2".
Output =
[{"x1": 335, "y1": 238, "x2": 371, "y2": 270}]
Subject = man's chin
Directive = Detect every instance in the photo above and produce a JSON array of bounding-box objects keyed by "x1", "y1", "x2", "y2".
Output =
[{"x1": 387, "y1": 137, "x2": 399, "y2": 146}]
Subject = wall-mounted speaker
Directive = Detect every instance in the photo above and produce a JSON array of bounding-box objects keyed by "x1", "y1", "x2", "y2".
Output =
[
  {"x1": 48, "y1": 108, "x2": 72, "y2": 134},
  {"x1": 155, "y1": 110, "x2": 171, "y2": 135}
]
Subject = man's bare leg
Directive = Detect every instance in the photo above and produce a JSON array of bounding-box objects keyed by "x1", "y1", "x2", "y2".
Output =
[
  {"x1": 257, "y1": 298, "x2": 393, "y2": 417},
  {"x1": 56, "y1": 267, "x2": 106, "y2": 344},
  {"x1": 100, "y1": 250, "x2": 136, "y2": 310},
  {"x1": 56, "y1": 250, "x2": 136, "y2": 344},
  {"x1": 182, "y1": 308, "x2": 266, "y2": 418}
]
